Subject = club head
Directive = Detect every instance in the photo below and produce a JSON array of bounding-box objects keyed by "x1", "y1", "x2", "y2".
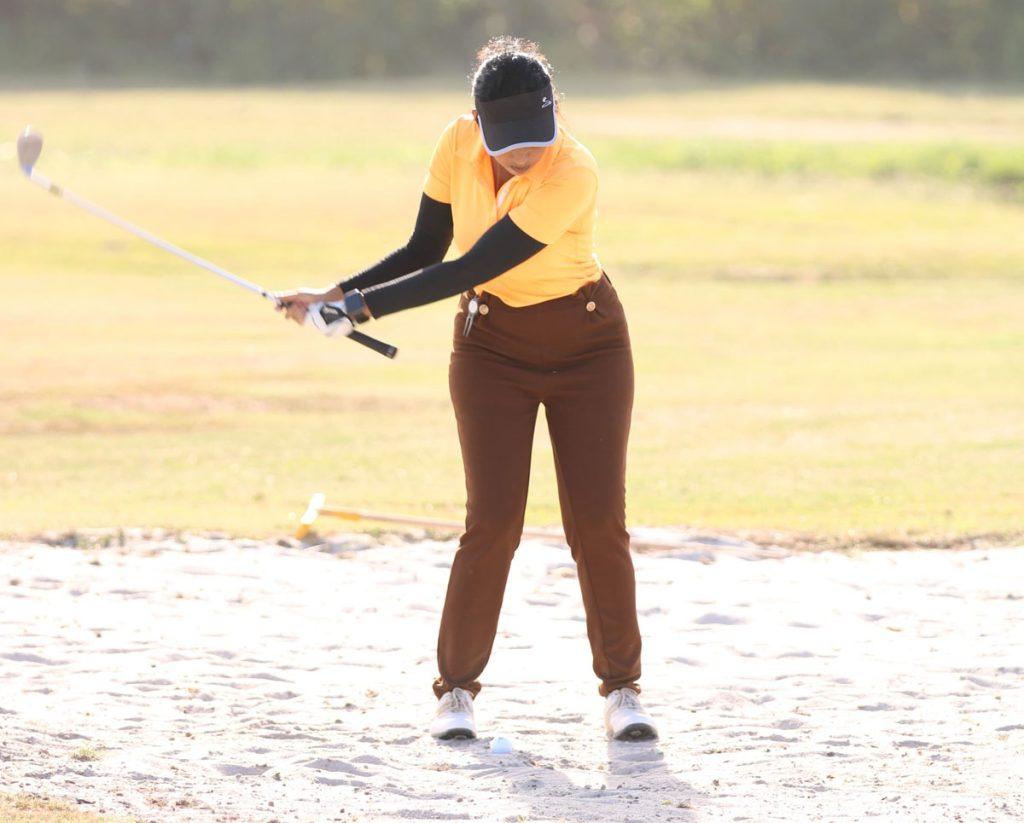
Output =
[
  {"x1": 17, "y1": 126, "x2": 43, "y2": 175},
  {"x1": 295, "y1": 491, "x2": 326, "y2": 539}
]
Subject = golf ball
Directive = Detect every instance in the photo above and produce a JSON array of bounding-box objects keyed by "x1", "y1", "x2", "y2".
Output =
[{"x1": 490, "y1": 736, "x2": 513, "y2": 754}]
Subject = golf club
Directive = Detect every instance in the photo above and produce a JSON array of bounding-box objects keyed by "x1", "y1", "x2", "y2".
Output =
[{"x1": 16, "y1": 126, "x2": 398, "y2": 359}]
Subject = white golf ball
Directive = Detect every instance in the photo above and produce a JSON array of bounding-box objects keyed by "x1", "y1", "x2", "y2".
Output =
[{"x1": 490, "y1": 736, "x2": 513, "y2": 754}]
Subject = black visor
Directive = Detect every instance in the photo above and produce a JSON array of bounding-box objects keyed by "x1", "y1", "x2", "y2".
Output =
[{"x1": 475, "y1": 82, "x2": 557, "y2": 156}]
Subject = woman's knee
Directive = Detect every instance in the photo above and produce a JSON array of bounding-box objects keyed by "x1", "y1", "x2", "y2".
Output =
[{"x1": 460, "y1": 502, "x2": 527, "y2": 552}]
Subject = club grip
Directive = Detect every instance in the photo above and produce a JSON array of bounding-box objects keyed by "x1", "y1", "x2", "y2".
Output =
[{"x1": 348, "y1": 329, "x2": 398, "y2": 359}]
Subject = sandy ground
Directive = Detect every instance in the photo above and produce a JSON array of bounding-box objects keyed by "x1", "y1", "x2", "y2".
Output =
[{"x1": 1, "y1": 532, "x2": 1021, "y2": 822}]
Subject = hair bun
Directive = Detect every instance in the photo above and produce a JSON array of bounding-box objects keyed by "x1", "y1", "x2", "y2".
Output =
[{"x1": 471, "y1": 36, "x2": 560, "y2": 106}]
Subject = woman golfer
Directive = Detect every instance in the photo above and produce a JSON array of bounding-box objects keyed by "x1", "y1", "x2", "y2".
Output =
[{"x1": 278, "y1": 37, "x2": 656, "y2": 742}]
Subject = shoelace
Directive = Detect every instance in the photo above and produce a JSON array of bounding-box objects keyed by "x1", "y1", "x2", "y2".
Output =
[
  {"x1": 617, "y1": 689, "x2": 643, "y2": 712},
  {"x1": 454, "y1": 689, "x2": 473, "y2": 714},
  {"x1": 441, "y1": 689, "x2": 472, "y2": 715}
]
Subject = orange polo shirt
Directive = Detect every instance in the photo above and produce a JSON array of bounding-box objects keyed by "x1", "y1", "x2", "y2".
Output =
[{"x1": 422, "y1": 113, "x2": 603, "y2": 307}]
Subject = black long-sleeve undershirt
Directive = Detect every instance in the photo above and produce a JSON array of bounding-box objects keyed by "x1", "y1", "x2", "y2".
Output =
[
  {"x1": 338, "y1": 193, "x2": 454, "y2": 292},
  {"x1": 360, "y1": 213, "x2": 546, "y2": 319},
  {"x1": 339, "y1": 193, "x2": 547, "y2": 320}
]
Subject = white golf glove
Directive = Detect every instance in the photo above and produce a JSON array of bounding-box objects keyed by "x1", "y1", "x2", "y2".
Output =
[{"x1": 305, "y1": 301, "x2": 354, "y2": 338}]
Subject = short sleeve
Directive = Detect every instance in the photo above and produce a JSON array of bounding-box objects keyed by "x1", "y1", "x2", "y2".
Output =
[
  {"x1": 422, "y1": 119, "x2": 457, "y2": 204},
  {"x1": 508, "y1": 165, "x2": 597, "y2": 245}
]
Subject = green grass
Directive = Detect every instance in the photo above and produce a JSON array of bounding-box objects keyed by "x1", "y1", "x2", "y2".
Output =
[
  {"x1": 70, "y1": 746, "x2": 106, "y2": 762},
  {"x1": 592, "y1": 138, "x2": 1024, "y2": 196},
  {"x1": 1, "y1": 83, "x2": 1022, "y2": 543},
  {"x1": 0, "y1": 794, "x2": 132, "y2": 823}
]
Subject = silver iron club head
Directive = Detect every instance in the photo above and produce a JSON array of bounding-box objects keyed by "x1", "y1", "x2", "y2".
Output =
[{"x1": 17, "y1": 127, "x2": 43, "y2": 175}]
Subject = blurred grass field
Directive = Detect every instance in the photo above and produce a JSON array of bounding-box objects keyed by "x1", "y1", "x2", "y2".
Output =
[
  {"x1": 1, "y1": 82, "x2": 1022, "y2": 542},
  {"x1": 0, "y1": 793, "x2": 128, "y2": 823}
]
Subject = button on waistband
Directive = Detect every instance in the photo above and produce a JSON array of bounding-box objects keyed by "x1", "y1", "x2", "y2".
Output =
[
  {"x1": 478, "y1": 304, "x2": 489, "y2": 315},
  {"x1": 585, "y1": 300, "x2": 597, "y2": 312}
]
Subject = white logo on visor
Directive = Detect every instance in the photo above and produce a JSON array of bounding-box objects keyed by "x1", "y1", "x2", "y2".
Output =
[{"x1": 541, "y1": 96, "x2": 552, "y2": 108}]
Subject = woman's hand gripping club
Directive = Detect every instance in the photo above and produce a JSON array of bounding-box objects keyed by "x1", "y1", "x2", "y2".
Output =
[
  {"x1": 275, "y1": 288, "x2": 355, "y2": 339},
  {"x1": 279, "y1": 290, "x2": 395, "y2": 357}
]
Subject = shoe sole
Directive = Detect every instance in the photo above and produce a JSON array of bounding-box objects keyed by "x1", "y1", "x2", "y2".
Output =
[
  {"x1": 612, "y1": 722, "x2": 658, "y2": 741},
  {"x1": 434, "y1": 728, "x2": 476, "y2": 741}
]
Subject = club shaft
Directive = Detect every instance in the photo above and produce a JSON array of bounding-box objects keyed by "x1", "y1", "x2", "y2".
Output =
[
  {"x1": 30, "y1": 171, "x2": 269, "y2": 298},
  {"x1": 27, "y1": 169, "x2": 398, "y2": 359}
]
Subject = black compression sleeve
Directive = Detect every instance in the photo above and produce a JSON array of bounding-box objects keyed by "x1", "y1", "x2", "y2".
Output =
[
  {"x1": 338, "y1": 193, "x2": 453, "y2": 292},
  {"x1": 360, "y1": 216, "x2": 545, "y2": 319}
]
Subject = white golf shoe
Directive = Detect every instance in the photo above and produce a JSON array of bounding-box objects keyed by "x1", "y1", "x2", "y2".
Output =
[
  {"x1": 429, "y1": 687, "x2": 477, "y2": 740},
  {"x1": 604, "y1": 687, "x2": 658, "y2": 741}
]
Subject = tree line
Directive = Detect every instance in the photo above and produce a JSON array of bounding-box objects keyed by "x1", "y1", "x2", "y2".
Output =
[{"x1": 1, "y1": 0, "x2": 1021, "y2": 84}]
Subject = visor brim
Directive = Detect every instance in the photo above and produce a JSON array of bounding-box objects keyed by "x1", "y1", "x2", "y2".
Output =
[{"x1": 478, "y1": 107, "x2": 557, "y2": 157}]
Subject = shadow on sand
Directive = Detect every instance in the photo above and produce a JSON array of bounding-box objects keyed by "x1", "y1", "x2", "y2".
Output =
[{"x1": 438, "y1": 733, "x2": 705, "y2": 822}]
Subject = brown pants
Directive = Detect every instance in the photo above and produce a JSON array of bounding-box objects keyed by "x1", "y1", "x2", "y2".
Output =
[{"x1": 433, "y1": 272, "x2": 642, "y2": 699}]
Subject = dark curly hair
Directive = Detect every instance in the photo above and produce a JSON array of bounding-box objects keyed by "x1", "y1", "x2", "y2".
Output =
[{"x1": 470, "y1": 36, "x2": 562, "y2": 107}]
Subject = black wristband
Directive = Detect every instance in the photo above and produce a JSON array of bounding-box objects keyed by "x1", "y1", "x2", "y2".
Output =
[{"x1": 343, "y1": 289, "x2": 373, "y2": 324}]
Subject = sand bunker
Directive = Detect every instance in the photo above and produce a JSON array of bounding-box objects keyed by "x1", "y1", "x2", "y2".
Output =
[{"x1": 1, "y1": 533, "x2": 1020, "y2": 821}]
